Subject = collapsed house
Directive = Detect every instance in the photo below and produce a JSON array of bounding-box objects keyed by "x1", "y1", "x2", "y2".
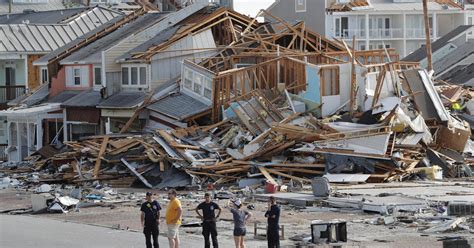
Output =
[{"x1": 0, "y1": 4, "x2": 472, "y2": 189}]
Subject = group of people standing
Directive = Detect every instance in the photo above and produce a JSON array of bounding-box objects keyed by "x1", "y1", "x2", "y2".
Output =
[{"x1": 140, "y1": 190, "x2": 281, "y2": 248}]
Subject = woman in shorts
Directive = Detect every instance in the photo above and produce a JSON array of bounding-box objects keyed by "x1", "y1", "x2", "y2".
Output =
[{"x1": 228, "y1": 199, "x2": 252, "y2": 248}]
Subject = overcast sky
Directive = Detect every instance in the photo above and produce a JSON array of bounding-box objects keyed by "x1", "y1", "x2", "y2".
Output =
[{"x1": 233, "y1": 0, "x2": 275, "y2": 17}]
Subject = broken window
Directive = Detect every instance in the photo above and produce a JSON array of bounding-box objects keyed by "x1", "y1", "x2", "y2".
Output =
[{"x1": 320, "y1": 66, "x2": 340, "y2": 96}]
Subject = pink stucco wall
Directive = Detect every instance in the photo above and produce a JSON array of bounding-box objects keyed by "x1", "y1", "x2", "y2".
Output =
[{"x1": 49, "y1": 64, "x2": 94, "y2": 97}]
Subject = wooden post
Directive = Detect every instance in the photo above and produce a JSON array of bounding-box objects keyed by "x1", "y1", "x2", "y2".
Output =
[
  {"x1": 93, "y1": 136, "x2": 109, "y2": 178},
  {"x1": 350, "y1": 36, "x2": 357, "y2": 116},
  {"x1": 422, "y1": 0, "x2": 433, "y2": 72}
]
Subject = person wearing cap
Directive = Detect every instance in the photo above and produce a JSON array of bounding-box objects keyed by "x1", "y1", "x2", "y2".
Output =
[
  {"x1": 265, "y1": 196, "x2": 280, "y2": 248},
  {"x1": 141, "y1": 192, "x2": 161, "y2": 248},
  {"x1": 228, "y1": 198, "x2": 252, "y2": 248},
  {"x1": 166, "y1": 189, "x2": 182, "y2": 248},
  {"x1": 196, "y1": 193, "x2": 221, "y2": 248}
]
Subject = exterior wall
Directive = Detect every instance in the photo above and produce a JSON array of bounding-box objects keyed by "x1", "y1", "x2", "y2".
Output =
[
  {"x1": 150, "y1": 28, "x2": 216, "y2": 88},
  {"x1": 50, "y1": 64, "x2": 93, "y2": 97},
  {"x1": 267, "y1": 0, "x2": 327, "y2": 36},
  {"x1": 27, "y1": 55, "x2": 41, "y2": 90},
  {"x1": 0, "y1": 58, "x2": 26, "y2": 86}
]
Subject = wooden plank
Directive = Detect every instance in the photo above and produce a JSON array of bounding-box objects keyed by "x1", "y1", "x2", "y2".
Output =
[
  {"x1": 93, "y1": 136, "x2": 109, "y2": 178},
  {"x1": 266, "y1": 168, "x2": 312, "y2": 183},
  {"x1": 258, "y1": 166, "x2": 278, "y2": 185}
]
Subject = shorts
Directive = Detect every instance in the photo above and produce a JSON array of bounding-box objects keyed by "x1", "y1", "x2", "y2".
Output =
[
  {"x1": 233, "y1": 227, "x2": 246, "y2": 236},
  {"x1": 167, "y1": 224, "x2": 180, "y2": 239}
]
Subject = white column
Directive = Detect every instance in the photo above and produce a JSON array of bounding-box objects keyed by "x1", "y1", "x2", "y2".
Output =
[
  {"x1": 36, "y1": 117, "x2": 43, "y2": 150},
  {"x1": 432, "y1": 12, "x2": 437, "y2": 39},
  {"x1": 26, "y1": 121, "x2": 31, "y2": 156},
  {"x1": 365, "y1": 13, "x2": 370, "y2": 50},
  {"x1": 16, "y1": 122, "x2": 21, "y2": 161},
  {"x1": 403, "y1": 13, "x2": 407, "y2": 57},
  {"x1": 63, "y1": 109, "x2": 68, "y2": 142},
  {"x1": 24, "y1": 57, "x2": 28, "y2": 92}
]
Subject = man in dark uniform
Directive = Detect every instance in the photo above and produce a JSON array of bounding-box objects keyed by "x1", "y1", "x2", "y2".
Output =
[
  {"x1": 265, "y1": 196, "x2": 280, "y2": 248},
  {"x1": 141, "y1": 192, "x2": 161, "y2": 248},
  {"x1": 195, "y1": 192, "x2": 222, "y2": 248}
]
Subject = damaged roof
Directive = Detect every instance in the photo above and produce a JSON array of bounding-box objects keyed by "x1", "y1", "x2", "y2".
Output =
[
  {"x1": 438, "y1": 63, "x2": 474, "y2": 86},
  {"x1": 433, "y1": 41, "x2": 474, "y2": 75},
  {"x1": 0, "y1": 7, "x2": 93, "y2": 24},
  {"x1": 147, "y1": 93, "x2": 210, "y2": 120},
  {"x1": 0, "y1": 6, "x2": 122, "y2": 54},
  {"x1": 97, "y1": 91, "x2": 146, "y2": 109},
  {"x1": 403, "y1": 25, "x2": 473, "y2": 62},
  {"x1": 116, "y1": 25, "x2": 181, "y2": 63},
  {"x1": 59, "y1": 12, "x2": 169, "y2": 64},
  {"x1": 61, "y1": 90, "x2": 104, "y2": 108}
]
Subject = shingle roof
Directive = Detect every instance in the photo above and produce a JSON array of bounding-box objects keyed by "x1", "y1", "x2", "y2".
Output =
[
  {"x1": 61, "y1": 90, "x2": 103, "y2": 107},
  {"x1": 0, "y1": 6, "x2": 122, "y2": 53},
  {"x1": 147, "y1": 93, "x2": 210, "y2": 120},
  {"x1": 439, "y1": 63, "x2": 474, "y2": 86},
  {"x1": 402, "y1": 25, "x2": 474, "y2": 62},
  {"x1": 97, "y1": 91, "x2": 146, "y2": 109},
  {"x1": 433, "y1": 41, "x2": 474, "y2": 75}
]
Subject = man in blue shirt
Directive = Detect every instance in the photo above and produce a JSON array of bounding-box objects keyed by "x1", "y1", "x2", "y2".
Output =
[
  {"x1": 265, "y1": 196, "x2": 280, "y2": 248},
  {"x1": 141, "y1": 192, "x2": 161, "y2": 248}
]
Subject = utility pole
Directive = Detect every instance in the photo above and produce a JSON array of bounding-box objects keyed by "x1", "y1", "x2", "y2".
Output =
[{"x1": 422, "y1": 0, "x2": 433, "y2": 72}]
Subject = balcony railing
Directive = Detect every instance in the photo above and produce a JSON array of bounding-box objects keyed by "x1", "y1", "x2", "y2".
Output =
[
  {"x1": 0, "y1": 85, "x2": 26, "y2": 105},
  {"x1": 406, "y1": 28, "x2": 433, "y2": 38},
  {"x1": 339, "y1": 28, "x2": 403, "y2": 39}
]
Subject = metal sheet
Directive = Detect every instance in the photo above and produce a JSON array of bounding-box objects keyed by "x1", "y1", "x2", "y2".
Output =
[{"x1": 323, "y1": 173, "x2": 370, "y2": 183}]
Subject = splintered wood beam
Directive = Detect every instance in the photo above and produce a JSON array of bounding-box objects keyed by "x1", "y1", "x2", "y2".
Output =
[
  {"x1": 258, "y1": 166, "x2": 278, "y2": 185},
  {"x1": 265, "y1": 168, "x2": 312, "y2": 183},
  {"x1": 93, "y1": 136, "x2": 109, "y2": 178}
]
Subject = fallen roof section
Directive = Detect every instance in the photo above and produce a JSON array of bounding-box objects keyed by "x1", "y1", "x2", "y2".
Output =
[{"x1": 147, "y1": 93, "x2": 210, "y2": 120}]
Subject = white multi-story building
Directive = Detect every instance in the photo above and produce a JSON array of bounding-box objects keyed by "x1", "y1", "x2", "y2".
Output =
[{"x1": 267, "y1": 0, "x2": 474, "y2": 57}]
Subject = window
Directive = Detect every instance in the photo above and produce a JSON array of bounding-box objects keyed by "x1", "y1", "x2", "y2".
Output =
[
  {"x1": 40, "y1": 68, "x2": 48, "y2": 83},
  {"x1": 320, "y1": 67, "x2": 340, "y2": 96},
  {"x1": 131, "y1": 67, "x2": 138, "y2": 85},
  {"x1": 335, "y1": 17, "x2": 348, "y2": 38},
  {"x1": 203, "y1": 78, "x2": 212, "y2": 100},
  {"x1": 359, "y1": 44, "x2": 366, "y2": 50},
  {"x1": 184, "y1": 68, "x2": 193, "y2": 90},
  {"x1": 122, "y1": 67, "x2": 129, "y2": 85},
  {"x1": 385, "y1": 18, "x2": 390, "y2": 36},
  {"x1": 181, "y1": 65, "x2": 213, "y2": 102},
  {"x1": 94, "y1": 67, "x2": 101, "y2": 86},
  {"x1": 193, "y1": 74, "x2": 203, "y2": 94},
  {"x1": 359, "y1": 17, "x2": 365, "y2": 37},
  {"x1": 295, "y1": 0, "x2": 306, "y2": 12},
  {"x1": 122, "y1": 66, "x2": 147, "y2": 86},
  {"x1": 139, "y1": 67, "x2": 146, "y2": 85},
  {"x1": 73, "y1": 68, "x2": 81, "y2": 85}
]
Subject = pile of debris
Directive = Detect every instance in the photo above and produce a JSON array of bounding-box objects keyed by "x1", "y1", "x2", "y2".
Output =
[{"x1": 2, "y1": 69, "x2": 472, "y2": 190}]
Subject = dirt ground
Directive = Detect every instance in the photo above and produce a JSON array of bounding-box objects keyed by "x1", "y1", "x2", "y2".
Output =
[{"x1": 1, "y1": 186, "x2": 473, "y2": 248}]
